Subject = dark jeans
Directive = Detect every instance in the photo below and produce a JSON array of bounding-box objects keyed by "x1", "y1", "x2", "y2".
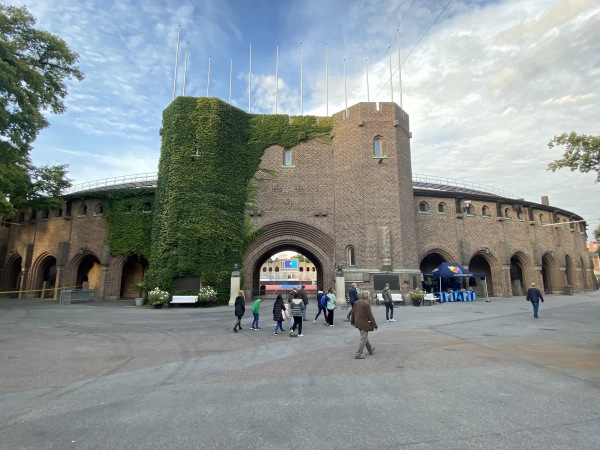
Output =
[
  {"x1": 347, "y1": 303, "x2": 354, "y2": 319},
  {"x1": 291, "y1": 316, "x2": 303, "y2": 334},
  {"x1": 274, "y1": 321, "x2": 284, "y2": 333},
  {"x1": 385, "y1": 303, "x2": 394, "y2": 320},
  {"x1": 252, "y1": 313, "x2": 259, "y2": 328},
  {"x1": 327, "y1": 309, "x2": 334, "y2": 325},
  {"x1": 314, "y1": 306, "x2": 327, "y2": 320},
  {"x1": 531, "y1": 301, "x2": 540, "y2": 318}
]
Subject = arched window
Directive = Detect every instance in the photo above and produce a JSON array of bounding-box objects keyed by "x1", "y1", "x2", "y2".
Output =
[
  {"x1": 299, "y1": 267, "x2": 304, "y2": 272},
  {"x1": 274, "y1": 266, "x2": 280, "y2": 272},
  {"x1": 56, "y1": 208, "x2": 63, "y2": 218},
  {"x1": 516, "y1": 210, "x2": 523, "y2": 220},
  {"x1": 373, "y1": 137, "x2": 382, "y2": 157},
  {"x1": 268, "y1": 267, "x2": 273, "y2": 272},
  {"x1": 504, "y1": 207, "x2": 510, "y2": 218},
  {"x1": 437, "y1": 202, "x2": 447, "y2": 214},
  {"x1": 419, "y1": 201, "x2": 430, "y2": 213},
  {"x1": 30, "y1": 209, "x2": 37, "y2": 222},
  {"x1": 78, "y1": 204, "x2": 87, "y2": 216},
  {"x1": 465, "y1": 204, "x2": 474, "y2": 215},
  {"x1": 347, "y1": 246, "x2": 356, "y2": 266},
  {"x1": 312, "y1": 267, "x2": 316, "y2": 272},
  {"x1": 482, "y1": 205, "x2": 490, "y2": 217},
  {"x1": 94, "y1": 203, "x2": 103, "y2": 215},
  {"x1": 283, "y1": 148, "x2": 293, "y2": 166},
  {"x1": 262, "y1": 267, "x2": 267, "y2": 272},
  {"x1": 42, "y1": 210, "x2": 50, "y2": 220},
  {"x1": 539, "y1": 213, "x2": 544, "y2": 223}
]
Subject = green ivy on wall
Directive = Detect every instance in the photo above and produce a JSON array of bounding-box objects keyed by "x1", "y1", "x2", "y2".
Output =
[
  {"x1": 66, "y1": 188, "x2": 155, "y2": 259},
  {"x1": 81, "y1": 97, "x2": 331, "y2": 304}
]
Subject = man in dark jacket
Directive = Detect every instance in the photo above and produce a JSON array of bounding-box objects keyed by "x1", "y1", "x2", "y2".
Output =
[
  {"x1": 525, "y1": 282, "x2": 544, "y2": 319},
  {"x1": 351, "y1": 291, "x2": 377, "y2": 359},
  {"x1": 346, "y1": 283, "x2": 358, "y2": 320}
]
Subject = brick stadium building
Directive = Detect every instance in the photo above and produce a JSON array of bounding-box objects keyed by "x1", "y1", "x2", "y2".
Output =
[{"x1": 0, "y1": 101, "x2": 595, "y2": 300}]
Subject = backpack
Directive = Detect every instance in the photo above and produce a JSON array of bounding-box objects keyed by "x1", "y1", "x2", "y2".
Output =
[{"x1": 321, "y1": 294, "x2": 328, "y2": 308}]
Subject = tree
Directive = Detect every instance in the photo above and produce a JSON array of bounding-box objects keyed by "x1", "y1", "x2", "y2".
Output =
[
  {"x1": 547, "y1": 132, "x2": 600, "y2": 182},
  {"x1": 0, "y1": 5, "x2": 84, "y2": 217}
]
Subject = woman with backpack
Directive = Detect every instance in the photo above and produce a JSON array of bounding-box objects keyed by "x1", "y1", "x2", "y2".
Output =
[
  {"x1": 326, "y1": 288, "x2": 337, "y2": 326},
  {"x1": 313, "y1": 287, "x2": 328, "y2": 325}
]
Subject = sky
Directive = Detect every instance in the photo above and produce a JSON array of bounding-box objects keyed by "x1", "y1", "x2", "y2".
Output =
[{"x1": 6, "y1": 0, "x2": 600, "y2": 238}]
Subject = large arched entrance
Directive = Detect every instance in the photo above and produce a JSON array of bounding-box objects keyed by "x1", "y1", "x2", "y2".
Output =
[
  {"x1": 76, "y1": 253, "x2": 102, "y2": 289},
  {"x1": 32, "y1": 255, "x2": 57, "y2": 298},
  {"x1": 469, "y1": 253, "x2": 494, "y2": 297},
  {"x1": 2, "y1": 254, "x2": 22, "y2": 295},
  {"x1": 509, "y1": 254, "x2": 527, "y2": 296},
  {"x1": 242, "y1": 221, "x2": 335, "y2": 296},
  {"x1": 120, "y1": 255, "x2": 148, "y2": 298},
  {"x1": 541, "y1": 252, "x2": 559, "y2": 294}
]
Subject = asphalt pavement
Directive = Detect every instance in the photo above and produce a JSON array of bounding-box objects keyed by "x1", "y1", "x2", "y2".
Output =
[{"x1": 1, "y1": 292, "x2": 599, "y2": 449}]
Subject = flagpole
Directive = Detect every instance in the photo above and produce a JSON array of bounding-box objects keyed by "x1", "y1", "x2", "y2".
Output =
[
  {"x1": 389, "y1": 47, "x2": 393, "y2": 102},
  {"x1": 206, "y1": 56, "x2": 211, "y2": 97},
  {"x1": 344, "y1": 58, "x2": 347, "y2": 115},
  {"x1": 275, "y1": 44, "x2": 279, "y2": 114},
  {"x1": 397, "y1": 29, "x2": 403, "y2": 109},
  {"x1": 366, "y1": 58, "x2": 370, "y2": 102},
  {"x1": 229, "y1": 57, "x2": 232, "y2": 104},
  {"x1": 182, "y1": 41, "x2": 188, "y2": 96},
  {"x1": 325, "y1": 43, "x2": 328, "y2": 117},
  {"x1": 173, "y1": 25, "x2": 181, "y2": 100},
  {"x1": 300, "y1": 42, "x2": 303, "y2": 116},
  {"x1": 249, "y1": 43, "x2": 252, "y2": 113}
]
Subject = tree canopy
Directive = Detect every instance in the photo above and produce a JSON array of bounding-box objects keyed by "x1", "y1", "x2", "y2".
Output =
[
  {"x1": 0, "y1": 5, "x2": 83, "y2": 217},
  {"x1": 547, "y1": 132, "x2": 600, "y2": 182}
]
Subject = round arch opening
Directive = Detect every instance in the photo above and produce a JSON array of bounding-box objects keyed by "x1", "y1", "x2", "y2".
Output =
[{"x1": 252, "y1": 244, "x2": 322, "y2": 297}]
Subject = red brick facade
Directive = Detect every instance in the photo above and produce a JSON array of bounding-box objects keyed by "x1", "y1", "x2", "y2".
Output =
[{"x1": 0, "y1": 102, "x2": 595, "y2": 300}]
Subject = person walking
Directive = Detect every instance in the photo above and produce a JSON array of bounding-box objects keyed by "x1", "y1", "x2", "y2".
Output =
[
  {"x1": 351, "y1": 290, "x2": 377, "y2": 359},
  {"x1": 313, "y1": 287, "x2": 327, "y2": 324},
  {"x1": 287, "y1": 287, "x2": 297, "y2": 330},
  {"x1": 326, "y1": 288, "x2": 337, "y2": 326},
  {"x1": 300, "y1": 284, "x2": 309, "y2": 321},
  {"x1": 525, "y1": 282, "x2": 544, "y2": 319},
  {"x1": 289, "y1": 292, "x2": 305, "y2": 337},
  {"x1": 346, "y1": 283, "x2": 358, "y2": 320},
  {"x1": 233, "y1": 290, "x2": 245, "y2": 333},
  {"x1": 382, "y1": 283, "x2": 396, "y2": 322},
  {"x1": 272, "y1": 294, "x2": 286, "y2": 335},
  {"x1": 251, "y1": 297, "x2": 263, "y2": 330}
]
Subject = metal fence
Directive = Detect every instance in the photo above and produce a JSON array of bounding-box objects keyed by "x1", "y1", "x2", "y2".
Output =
[{"x1": 59, "y1": 289, "x2": 99, "y2": 304}]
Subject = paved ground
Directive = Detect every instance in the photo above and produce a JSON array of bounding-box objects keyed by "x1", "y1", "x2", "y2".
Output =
[{"x1": 1, "y1": 292, "x2": 599, "y2": 449}]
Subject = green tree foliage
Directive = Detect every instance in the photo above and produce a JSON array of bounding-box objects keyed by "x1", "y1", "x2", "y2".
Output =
[
  {"x1": 0, "y1": 5, "x2": 84, "y2": 216},
  {"x1": 547, "y1": 132, "x2": 600, "y2": 182}
]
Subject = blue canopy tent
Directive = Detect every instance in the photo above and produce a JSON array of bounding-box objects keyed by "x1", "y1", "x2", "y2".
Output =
[{"x1": 424, "y1": 262, "x2": 489, "y2": 302}]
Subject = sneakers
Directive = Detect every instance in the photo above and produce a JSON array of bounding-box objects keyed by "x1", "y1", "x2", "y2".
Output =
[
  {"x1": 250, "y1": 327, "x2": 255, "y2": 330},
  {"x1": 386, "y1": 319, "x2": 390, "y2": 322},
  {"x1": 329, "y1": 324, "x2": 334, "y2": 327},
  {"x1": 313, "y1": 320, "x2": 317, "y2": 324},
  {"x1": 368, "y1": 347, "x2": 375, "y2": 355},
  {"x1": 289, "y1": 331, "x2": 293, "y2": 336},
  {"x1": 273, "y1": 332, "x2": 278, "y2": 335},
  {"x1": 355, "y1": 355, "x2": 365, "y2": 359},
  {"x1": 389, "y1": 319, "x2": 396, "y2": 322},
  {"x1": 298, "y1": 334, "x2": 304, "y2": 337},
  {"x1": 233, "y1": 328, "x2": 238, "y2": 333}
]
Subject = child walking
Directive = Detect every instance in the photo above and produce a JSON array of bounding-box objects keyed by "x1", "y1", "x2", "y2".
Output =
[{"x1": 251, "y1": 297, "x2": 263, "y2": 330}]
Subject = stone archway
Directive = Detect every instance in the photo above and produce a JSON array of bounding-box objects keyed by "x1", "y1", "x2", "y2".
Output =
[
  {"x1": 30, "y1": 254, "x2": 57, "y2": 298},
  {"x1": 2, "y1": 254, "x2": 22, "y2": 294},
  {"x1": 468, "y1": 253, "x2": 494, "y2": 297},
  {"x1": 541, "y1": 252, "x2": 559, "y2": 294},
  {"x1": 509, "y1": 253, "x2": 529, "y2": 296},
  {"x1": 120, "y1": 255, "x2": 148, "y2": 298},
  {"x1": 242, "y1": 221, "x2": 335, "y2": 294}
]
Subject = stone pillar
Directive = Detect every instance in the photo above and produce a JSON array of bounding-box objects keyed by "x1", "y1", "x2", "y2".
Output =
[
  {"x1": 335, "y1": 265, "x2": 345, "y2": 304},
  {"x1": 54, "y1": 267, "x2": 64, "y2": 300},
  {"x1": 229, "y1": 264, "x2": 241, "y2": 306}
]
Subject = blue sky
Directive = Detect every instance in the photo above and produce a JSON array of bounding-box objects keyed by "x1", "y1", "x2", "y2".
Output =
[{"x1": 6, "y1": 0, "x2": 600, "y2": 236}]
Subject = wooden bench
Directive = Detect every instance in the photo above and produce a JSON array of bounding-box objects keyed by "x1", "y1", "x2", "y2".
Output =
[
  {"x1": 376, "y1": 293, "x2": 404, "y2": 306},
  {"x1": 169, "y1": 295, "x2": 198, "y2": 306}
]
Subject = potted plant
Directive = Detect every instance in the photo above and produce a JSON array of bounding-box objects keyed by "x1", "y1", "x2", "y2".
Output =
[
  {"x1": 133, "y1": 282, "x2": 146, "y2": 306},
  {"x1": 408, "y1": 288, "x2": 426, "y2": 307},
  {"x1": 148, "y1": 287, "x2": 170, "y2": 309},
  {"x1": 198, "y1": 286, "x2": 218, "y2": 307}
]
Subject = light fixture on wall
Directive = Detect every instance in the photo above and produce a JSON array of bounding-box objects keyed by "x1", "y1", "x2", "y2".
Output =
[{"x1": 482, "y1": 247, "x2": 491, "y2": 254}]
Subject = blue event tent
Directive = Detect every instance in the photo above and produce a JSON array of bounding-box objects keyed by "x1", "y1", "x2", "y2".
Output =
[{"x1": 424, "y1": 262, "x2": 489, "y2": 301}]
